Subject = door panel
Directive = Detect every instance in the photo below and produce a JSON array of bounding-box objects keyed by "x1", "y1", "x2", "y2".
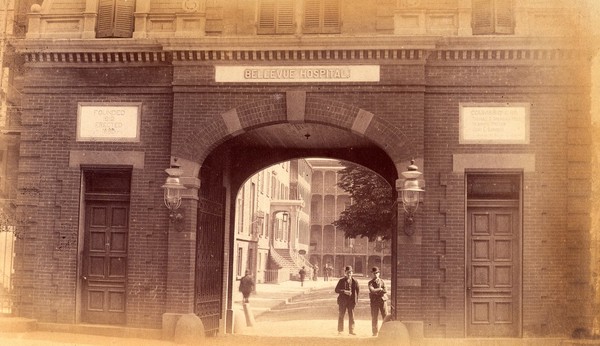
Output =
[
  {"x1": 82, "y1": 202, "x2": 128, "y2": 324},
  {"x1": 467, "y1": 207, "x2": 520, "y2": 337}
]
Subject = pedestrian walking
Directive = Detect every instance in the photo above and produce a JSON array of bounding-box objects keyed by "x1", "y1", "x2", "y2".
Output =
[
  {"x1": 313, "y1": 263, "x2": 319, "y2": 281},
  {"x1": 334, "y1": 266, "x2": 360, "y2": 335},
  {"x1": 299, "y1": 266, "x2": 306, "y2": 287},
  {"x1": 324, "y1": 263, "x2": 330, "y2": 281},
  {"x1": 239, "y1": 270, "x2": 255, "y2": 304},
  {"x1": 368, "y1": 266, "x2": 388, "y2": 336}
]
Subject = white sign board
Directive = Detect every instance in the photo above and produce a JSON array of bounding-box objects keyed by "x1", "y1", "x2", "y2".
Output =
[
  {"x1": 460, "y1": 104, "x2": 530, "y2": 144},
  {"x1": 77, "y1": 103, "x2": 141, "y2": 142},
  {"x1": 215, "y1": 65, "x2": 380, "y2": 83}
]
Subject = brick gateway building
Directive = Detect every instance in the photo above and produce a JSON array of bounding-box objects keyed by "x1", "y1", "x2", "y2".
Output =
[{"x1": 3, "y1": 0, "x2": 596, "y2": 340}]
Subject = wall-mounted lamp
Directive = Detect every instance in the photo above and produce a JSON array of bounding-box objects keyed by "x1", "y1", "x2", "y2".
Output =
[
  {"x1": 282, "y1": 212, "x2": 289, "y2": 222},
  {"x1": 399, "y1": 160, "x2": 425, "y2": 229},
  {"x1": 162, "y1": 161, "x2": 186, "y2": 231}
]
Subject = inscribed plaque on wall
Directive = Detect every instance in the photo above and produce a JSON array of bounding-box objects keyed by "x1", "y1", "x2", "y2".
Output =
[
  {"x1": 459, "y1": 103, "x2": 530, "y2": 144},
  {"x1": 77, "y1": 103, "x2": 141, "y2": 142},
  {"x1": 215, "y1": 65, "x2": 380, "y2": 83}
]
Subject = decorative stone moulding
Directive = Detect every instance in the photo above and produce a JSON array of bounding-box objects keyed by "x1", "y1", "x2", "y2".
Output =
[
  {"x1": 172, "y1": 49, "x2": 427, "y2": 62},
  {"x1": 182, "y1": 0, "x2": 203, "y2": 13},
  {"x1": 20, "y1": 47, "x2": 581, "y2": 65},
  {"x1": 23, "y1": 51, "x2": 168, "y2": 64}
]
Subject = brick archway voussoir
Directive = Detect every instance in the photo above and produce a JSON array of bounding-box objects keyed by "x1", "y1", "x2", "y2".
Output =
[{"x1": 172, "y1": 94, "x2": 414, "y2": 173}]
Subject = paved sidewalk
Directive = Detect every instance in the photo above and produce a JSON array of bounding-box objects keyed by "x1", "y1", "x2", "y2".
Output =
[
  {"x1": 233, "y1": 276, "x2": 377, "y2": 339},
  {"x1": 233, "y1": 276, "x2": 338, "y2": 317},
  {"x1": 0, "y1": 276, "x2": 592, "y2": 346}
]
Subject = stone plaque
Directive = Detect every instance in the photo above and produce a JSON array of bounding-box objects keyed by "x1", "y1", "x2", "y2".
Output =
[
  {"x1": 460, "y1": 103, "x2": 530, "y2": 144},
  {"x1": 77, "y1": 103, "x2": 141, "y2": 142},
  {"x1": 215, "y1": 65, "x2": 380, "y2": 83}
]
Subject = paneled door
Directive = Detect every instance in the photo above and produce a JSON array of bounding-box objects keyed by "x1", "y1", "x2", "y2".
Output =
[
  {"x1": 467, "y1": 203, "x2": 520, "y2": 337},
  {"x1": 82, "y1": 201, "x2": 129, "y2": 324}
]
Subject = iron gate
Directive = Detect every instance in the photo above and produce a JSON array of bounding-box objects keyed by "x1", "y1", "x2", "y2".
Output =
[{"x1": 195, "y1": 195, "x2": 225, "y2": 336}]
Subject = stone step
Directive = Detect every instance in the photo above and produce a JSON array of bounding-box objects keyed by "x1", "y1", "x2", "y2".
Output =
[
  {"x1": 37, "y1": 322, "x2": 163, "y2": 340},
  {"x1": 0, "y1": 316, "x2": 37, "y2": 332}
]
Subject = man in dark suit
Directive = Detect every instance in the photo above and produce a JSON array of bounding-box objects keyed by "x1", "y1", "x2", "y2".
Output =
[
  {"x1": 334, "y1": 265, "x2": 360, "y2": 335},
  {"x1": 368, "y1": 266, "x2": 387, "y2": 336}
]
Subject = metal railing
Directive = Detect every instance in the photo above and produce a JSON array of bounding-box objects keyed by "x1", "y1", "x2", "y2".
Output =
[{"x1": 264, "y1": 268, "x2": 290, "y2": 283}]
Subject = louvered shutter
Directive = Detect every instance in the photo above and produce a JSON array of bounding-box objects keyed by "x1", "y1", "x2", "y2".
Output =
[
  {"x1": 322, "y1": 0, "x2": 340, "y2": 33},
  {"x1": 96, "y1": 0, "x2": 116, "y2": 38},
  {"x1": 96, "y1": 0, "x2": 134, "y2": 38},
  {"x1": 494, "y1": 0, "x2": 514, "y2": 34},
  {"x1": 471, "y1": 0, "x2": 494, "y2": 35},
  {"x1": 303, "y1": 0, "x2": 321, "y2": 33},
  {"x1": 258, "y1": 0, "x2": 276, "y2": 34},
  {"x1": 276, "y1": 0, "x2": 295, "y2": 34},
  {"x1": 113, "y1": 0, "x2": 135, "y2": 38},
  {"x1": 303, "y1": 0, "x2": 340, "y2": 34}
]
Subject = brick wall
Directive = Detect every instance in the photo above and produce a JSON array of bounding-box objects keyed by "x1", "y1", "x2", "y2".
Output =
[
  {"x1": 9, "y1": 46, "x2": 593, "y2": 337},
  {"x1": 13, "y1": 64, "x2": 174, "y2": 327}
]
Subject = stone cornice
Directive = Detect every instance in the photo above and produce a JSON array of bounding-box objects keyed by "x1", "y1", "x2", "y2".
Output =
[
  {"x1": 171, "y1": 48, "x2": 427, "y2": 62},
  {"x1": 10, "y1": 35, "x2": 589, "y2": 64},
  {"x1": 23, "y1": 51, "x2": 169, "y2": 64},
  {"x1": 17, "y1": 48, "x2": 584, "y2": 65}
]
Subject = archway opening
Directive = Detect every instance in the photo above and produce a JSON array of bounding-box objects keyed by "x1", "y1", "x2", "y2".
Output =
[
  {"x1": 229, "y1": 157, "x2": 395, "y2": 338},
  {"x1": 195, "y1": 122, "x2": 403, "y2": 337}
]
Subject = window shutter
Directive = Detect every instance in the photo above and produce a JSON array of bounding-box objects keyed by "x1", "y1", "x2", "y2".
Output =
[
  {"x1": 96, "y1": 0, "x2": 116, "y2": 38},
  {"x1": 303, "y1": 0, "x2": 321, "y2": 33},
  {"x1": 112, "y1": 0, "x2": 135, "y2": 38},
  {"x1": 471, "y1": 0, "x2": 494, "y2": 35},
  {"x1": 494, "y1": 0, "x2": 514, "y2": 34},
  {"x1": 276, "y1": 0, "x2": 295, "y2": 34},
  {"x1": 322, "y1": 0, "x2": 340, "y2": 33},
  {"x1": 258, "y1": 0, "x2": 276, "y2": 34}
]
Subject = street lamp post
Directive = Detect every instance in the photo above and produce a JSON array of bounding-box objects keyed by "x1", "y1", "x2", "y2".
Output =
[{"x1": 399, "y1": 160, "x2": 425, "y2": 235}]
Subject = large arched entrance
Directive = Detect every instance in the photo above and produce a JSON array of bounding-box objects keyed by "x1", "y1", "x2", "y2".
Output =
[{"x1": 169, "y1": 95, "x2": 422, "y2": 334}]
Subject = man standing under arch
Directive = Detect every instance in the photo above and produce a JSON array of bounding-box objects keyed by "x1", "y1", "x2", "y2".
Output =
[
  {"x1": 335, "y1": 266, "x2": 360, "y2": 335},
  {"x1": 368, "y1": 266, "x2": 387, "y2": 336}
]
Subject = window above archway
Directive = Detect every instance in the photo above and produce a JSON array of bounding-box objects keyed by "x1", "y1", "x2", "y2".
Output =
[
  {"x1": 257, "y1": 0, "x2": 341, "y2": 34},
  {"x1": 96, "y1": 0, "x2": 135, "y2": 38},
  {"x1": 472, "y1": 0, "x2": 514, "y2": 35}
]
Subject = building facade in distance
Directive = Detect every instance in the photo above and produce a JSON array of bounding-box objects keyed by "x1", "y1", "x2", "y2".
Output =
[
  {"x1": 233, "y1": 159, "x2": 312, "y2": 285},
  {"x1": 308, "y1": 158, "x2": 392, "y2": 278}
]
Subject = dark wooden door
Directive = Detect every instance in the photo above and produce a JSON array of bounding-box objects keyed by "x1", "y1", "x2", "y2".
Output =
[
  {"x1": 467, "y1": 203, "x2": 520, "y2": 337},
  {"x1": 82, "y1": 201, "x2": 128, "y2": 324}
]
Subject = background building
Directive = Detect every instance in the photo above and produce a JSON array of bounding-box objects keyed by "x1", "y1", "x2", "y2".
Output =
[
  {"x1": 233, "y1": 159, "x2": 312, "y2": 284},
  {"x1": 308, "y1": 158, "x2": 391, "y2": 278}
]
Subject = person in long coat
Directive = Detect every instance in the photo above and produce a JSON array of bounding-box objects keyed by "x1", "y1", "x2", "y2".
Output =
[
  {"x1": 299, "y1": 266, "x2": 307, "y2": 286},
  {"x1": 368, "y1": 266, "x2": 388, "y2": 336},
  {"x1": 239, "y1": 270, "x2": 254, "y2": 304},
  {"x1": 334, "y1": 266, "x2": 360, "y2": 335}
]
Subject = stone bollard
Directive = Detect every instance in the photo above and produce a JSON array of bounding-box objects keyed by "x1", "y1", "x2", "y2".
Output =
[
  {"x1": 233, "y1": 308, "x2": 247, "y2": 334},
  {"x1": 378, "y1": 321, "x2": 411, "y2": 346},
  {"x1": 173, "y1": 313, "x2": 205, "y2": 345},
  {"x1": 243, "y1": 303, "x2": 255, "y2": 327}
]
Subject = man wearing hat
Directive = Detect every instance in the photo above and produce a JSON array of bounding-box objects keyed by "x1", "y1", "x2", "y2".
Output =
[
  {"x1": 368, "y1": 266, "x2": 387, "y2": 336},
  {"x1": 334, "y1": 265, "x2": 360, "y2": 335}
]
